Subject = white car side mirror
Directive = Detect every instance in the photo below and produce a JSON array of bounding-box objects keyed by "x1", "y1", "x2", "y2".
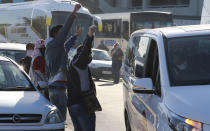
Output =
[{"x1": 133, "y1": 78, "x2": 155, "y2": 94}]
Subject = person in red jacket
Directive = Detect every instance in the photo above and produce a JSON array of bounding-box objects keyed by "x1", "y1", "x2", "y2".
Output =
[{"x1": 29, "y1": 39, "x2": 48, "y2": 99}]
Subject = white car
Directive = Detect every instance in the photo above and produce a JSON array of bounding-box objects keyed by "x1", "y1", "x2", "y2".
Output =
[
  {"x1": 123, "y1": 24, "x2": 210, "y2": 131},
  {"x1": 0, "y1": 56, "x2": 64, "y2": 131},
  {"x1": 89, "y1": 48, "x2": 112, "y2": 80},
  {"x1": 0, "y1": 43, "x2": 26, "y2": 63}
]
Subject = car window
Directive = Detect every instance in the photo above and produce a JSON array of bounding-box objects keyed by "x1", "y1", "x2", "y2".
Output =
[
  {"x1": 124, "y1": 36, "x2": 136, "y2": 74},
  {"x1": 0, "y1": 60, "x2": 34, "y2": 91},
  {"x1": 0, "y1": 50, "x2": 7, "y2": 57},
  {"x1": 6, "y1": 50, "x2": 26, "y2": 62},
  {"x1": 134, "y1": 36, "x2": 150, "y2": 78},
  {"x1": 0, "y1": 65, "x2": 6, "y2": 86},
  {"x1": 167, "y1": 35, "x2": 210, "y2": 86},
  {"x1": 93, "y1": 50, "x2": 111, "y2": 61}
]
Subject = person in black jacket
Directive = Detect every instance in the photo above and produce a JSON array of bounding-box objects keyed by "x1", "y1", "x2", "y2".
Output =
[
  {"x1": 111, "y1": 43, "x2": 123, "y2": 84},
  {"x1": 19, "y1": 43, "x2": 34, "y2": 74},
  {"x1": 66, "y1": 25, "x2": 102, "y2": 131}
]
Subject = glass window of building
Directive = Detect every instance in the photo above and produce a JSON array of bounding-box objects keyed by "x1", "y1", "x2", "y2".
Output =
[
  {"x1": 150, "y1": 0, "x2": 190, "y2": 6},
  {"x1": 132, "y1": 0, "x2": 142, "y2": 7},
  {"x1": 0, "y1": 0, "x2": 34, "y2": 4},
  {"x1": 0, "y1": 0, "x2": 13, "y2": 3}
]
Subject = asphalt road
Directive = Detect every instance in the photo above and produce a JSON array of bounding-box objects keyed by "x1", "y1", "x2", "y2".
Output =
[{"x1": 65, "y1": 79, "x2": 125, "y2": 131}]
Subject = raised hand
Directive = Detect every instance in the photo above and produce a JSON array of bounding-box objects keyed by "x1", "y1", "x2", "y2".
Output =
[
  {"x1": 75, "y1": 24, "x2": 82, "y2": 37},
  {"x1": 72, "y1": 4, "x2": 81, "y2": 14},
  {"x1": 88, "y1": 25, "x2": 97, "y2": 37}
]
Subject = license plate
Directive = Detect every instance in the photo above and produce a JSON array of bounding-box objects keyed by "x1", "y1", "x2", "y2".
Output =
[{"x1": 102, "y1": 71, "x2": 112, "y2": 75}]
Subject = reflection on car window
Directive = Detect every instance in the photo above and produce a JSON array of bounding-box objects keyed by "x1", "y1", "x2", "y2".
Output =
[
  {"x1": 0, "y1": 61, "x2": 33, "y2": 90},
  {"x1": 167, "y1": 35, "x2": 210, "y2": 86},
  {"x1": 0, "y1": 65, "x2": 6, "y2": 86},
  {"x1": 0, "y1": 50, "x2": 26, "y2": 62}
]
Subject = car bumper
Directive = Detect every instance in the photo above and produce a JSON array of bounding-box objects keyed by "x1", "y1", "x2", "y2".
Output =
[
  {"x1": 0, "y1": 122, "x2": 64, "y2": 131},
  {"x1": 90, "y1": 67, "x2": 112, "y2": 79}
]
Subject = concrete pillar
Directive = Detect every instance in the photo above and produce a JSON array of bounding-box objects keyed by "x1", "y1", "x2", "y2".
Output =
[
  {"x1": 116, "y1": 0, "x2": 127, "y2": 8},
  {"x1": 142, "y1": 0, "x2": 147, "y2": 9}
]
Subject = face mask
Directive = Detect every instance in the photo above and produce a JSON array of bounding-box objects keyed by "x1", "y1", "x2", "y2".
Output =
[{"x1": 26, "y1": 50, "x2": 33, "y2": 57}]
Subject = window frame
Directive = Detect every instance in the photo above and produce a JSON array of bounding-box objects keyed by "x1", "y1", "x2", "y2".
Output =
[{"x1": 142, "y1": 38, "x2": 161, "y2": 96}]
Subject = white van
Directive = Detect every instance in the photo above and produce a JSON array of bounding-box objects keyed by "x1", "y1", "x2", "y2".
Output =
[
  {"x1": 201, "y1": 0, "x2": 210, "y2": 24},
  {"x1": 0, "y1": 56, "x2": 64, "y2": 131},
  {"x1": 123, "y1": 24, "x2": 210, "y2": 131}
]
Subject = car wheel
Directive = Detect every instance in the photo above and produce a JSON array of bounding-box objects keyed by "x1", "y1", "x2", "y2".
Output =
[{"x1": 125, "y1": 110, "x2": 131, "y2": 131}]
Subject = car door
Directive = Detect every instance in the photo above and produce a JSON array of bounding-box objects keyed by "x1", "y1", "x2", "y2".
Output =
[
  {"x1": 123, "y1": 34, "x2": 147, "y2": 130},
  {"x1": 127, "y1": 36, "x2": 152, "y2": 131},
  {"x1": 133, "y1": 38, "x2": 168, "y2": 131}
]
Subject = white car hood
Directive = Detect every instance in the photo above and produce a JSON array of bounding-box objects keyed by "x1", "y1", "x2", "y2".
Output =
[
  {"x1": 0, "y1": 91, "x2": 51, "y2": 114},
  {"x1": 165, "y1": 85, "x2": 210, "y2": 124},
  {"x1": 89, "y1": 60, "x2": 112, "y2": 68}
]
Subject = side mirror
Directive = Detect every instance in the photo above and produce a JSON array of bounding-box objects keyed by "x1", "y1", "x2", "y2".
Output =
[
  {"x1": 38, "y1": 81, "x2": 48, "y2": 89},
  {"x1": 133, "y1": 78, "x2": 155, "y2": 94}
]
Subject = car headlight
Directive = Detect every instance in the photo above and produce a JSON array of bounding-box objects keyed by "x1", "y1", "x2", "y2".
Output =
[
  {"x1": 168, "y1": 111, "x2": 202, "y2": 131},
  {"x1": 45, "y1": 109, "x2": 63, "y2": 124}
]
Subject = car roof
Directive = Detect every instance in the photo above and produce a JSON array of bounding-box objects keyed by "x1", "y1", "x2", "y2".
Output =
[
  {"x1": 132, "y1": 24, "x2": 210, "y2": 39},
  {"x1": 0, "y1": 43, "x2": 26, "y2": 51},
  {"x1": 0, "y1": 56, "x2": 10, "y2": 62}
]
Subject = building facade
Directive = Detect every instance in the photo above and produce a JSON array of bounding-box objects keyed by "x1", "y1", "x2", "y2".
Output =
[{"x1": 78, "y1": 0, "x2": 203, "y2": 25}]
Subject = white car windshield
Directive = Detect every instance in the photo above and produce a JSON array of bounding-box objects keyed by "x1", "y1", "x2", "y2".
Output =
[
  {"x1": 167, "y1": 35, "x2": 210, "y2": 86},
  {"x1": 0, "y1": 50, "x2": 26, "y2": 62},
  {"x1": 0, "y1": 60, "x2": 34, "y2": 91},
  {"x1": 92, "y1": 50, "x2": 111, "y2": 61}
]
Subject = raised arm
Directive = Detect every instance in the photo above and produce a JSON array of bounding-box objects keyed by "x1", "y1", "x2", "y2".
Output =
[
  {"x1": 65, "y1": 24, "x2": 82, "y2": 53},
  {"x1": 47, "y1": 4, "x2": 81, "y2": 48},
  {"x1": 74, "y1": 26, "x2": 96, "y2": 69}
]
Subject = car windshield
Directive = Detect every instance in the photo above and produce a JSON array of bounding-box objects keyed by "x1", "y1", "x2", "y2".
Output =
[
  {"x1": 167, "y1": 35, "x2": 210, "y2": 86},
  {"x1": 92, "y1": 50, "x2": 111, "y2": 61},
  {"x1": 0, "y1": 60, "x2": 34, "y2": 91},
  {"x1": 0, "y1": 50, "x2": 26, "y2": 62}
]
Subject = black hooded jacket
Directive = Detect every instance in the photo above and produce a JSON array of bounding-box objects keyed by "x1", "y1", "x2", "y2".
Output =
[{"x1": 66, "y1": 36, "x2": 96, "y2": 106}]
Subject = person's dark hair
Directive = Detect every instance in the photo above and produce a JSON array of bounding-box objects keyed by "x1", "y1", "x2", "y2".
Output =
[
  {"x1": 26, "y1": 43, "x2": 34, "y2": 50},
  {"x1": 50, "y1": 25, "x2": 63, "y2": 38}
]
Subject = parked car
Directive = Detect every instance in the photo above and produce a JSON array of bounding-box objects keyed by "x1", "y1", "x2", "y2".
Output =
[
  {"x1": 0, "y1": 43, "x2": 26, "y2": 63},
  {"x1": 0, "y1": 56, "x2": 64, "y2": 131},
  {"x1": 89, "y1": 48, "x2": 112, "y2": 80},
  {"x1": 123, "y1": 25, "x2": 210, "y2": 131}
]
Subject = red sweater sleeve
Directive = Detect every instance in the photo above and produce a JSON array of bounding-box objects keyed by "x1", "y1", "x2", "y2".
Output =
[{"x1": 32, "y1": 56, "x2": 45, "y2": 74}]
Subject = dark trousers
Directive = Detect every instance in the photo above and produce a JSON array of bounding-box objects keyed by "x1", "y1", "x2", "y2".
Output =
[
  {"x1": 68, "y1": 104, "x2": 96, "y2": 131},
  {"x1": 112, "y1": 61, "x2": 122, "y2": 84},
  {"x1": 49, "y1": 88, "x2": 67, "y2": 121}
]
